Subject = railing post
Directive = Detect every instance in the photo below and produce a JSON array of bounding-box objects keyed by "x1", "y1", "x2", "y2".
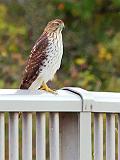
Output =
[
  {"x1": 9, "y1": 112, "x2": 19, "y2": 160},
  {"x1": 0, "y1": 113, "x2": 5, "y2": 160},
  {"x1": 79, "y1": 112, "x2": 92, "y2": 160},
  {"x1": 94, "y1": 113, "x2": 103, "y2": 160},
  {"x1": 22, "y1": 112, "x2": 32, "y2": 160},
  {"x1": 118, "y1": 114, "x2": 120, "y2": 160},
  {"x1": 59, "y1": 113, "x2": 79, "y2": 160},
  {"x1": 36, "y1": 112, "x2": 46, "y2": 160},
  {"x1": 106, "y1": 113, "x2": 115, "y2": 160},
  {"x1": 49, "y1": 112, "x2": 59, "y2": 160}
]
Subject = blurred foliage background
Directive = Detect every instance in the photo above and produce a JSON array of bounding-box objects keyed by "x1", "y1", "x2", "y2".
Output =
[
  {"x1": 0, "y1": 0, "x2": 120, "y2": 91},
  {"x1": 0, "y1": 1, "x2": 120, "y2": 160}
]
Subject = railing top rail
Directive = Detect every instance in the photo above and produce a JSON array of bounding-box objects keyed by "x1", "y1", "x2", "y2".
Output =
[
  {"x1": 90, "y1": 90, "x2": 120, "y2": 113},
  {"x1": 0, "y1": 87, "x2": 120, "y2": 112},
  {"x1": 0, "y1": 89, "x2": 82, "y2": 112},
  {"x1": 66, "y1": 87, "x2": 120, "y2": 113}
]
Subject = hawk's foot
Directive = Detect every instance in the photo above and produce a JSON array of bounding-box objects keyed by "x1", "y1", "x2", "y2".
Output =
[
  {"x1": 40, "y1": 82, "x2": 57, "y2": 94},
  {"x1": 19, "y1": 112, "x2": 22, "y2": 118}
]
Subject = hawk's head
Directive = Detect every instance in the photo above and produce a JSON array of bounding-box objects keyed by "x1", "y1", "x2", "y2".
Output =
[{"x1": 44, "y1": 19, "x2": 64, "y2": 33}]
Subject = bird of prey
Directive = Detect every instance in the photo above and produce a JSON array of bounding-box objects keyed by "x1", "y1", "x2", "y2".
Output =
[{"x1": 20, "y1": 19, "x2": 64, "y2": 93}]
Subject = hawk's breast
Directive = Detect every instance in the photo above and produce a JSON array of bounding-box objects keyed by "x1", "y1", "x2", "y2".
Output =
[
  {"x1": 29, "y1": 31, "x2": 63, "y2": 90},
  {"x1": 40, "y1": 31, "x2": 63, "y2": 81}
]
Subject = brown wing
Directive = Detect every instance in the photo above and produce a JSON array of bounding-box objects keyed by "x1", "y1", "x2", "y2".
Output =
[{"x1": 20, "y1": 32, "x2": 48, "y2": 89}]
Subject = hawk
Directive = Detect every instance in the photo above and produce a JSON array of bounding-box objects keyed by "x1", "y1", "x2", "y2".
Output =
[{"x1": 20, "y1": 19, "x2": 64, "y2": 93}]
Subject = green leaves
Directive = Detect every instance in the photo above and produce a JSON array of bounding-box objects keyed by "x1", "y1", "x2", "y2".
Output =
[
  {"x1": 0, "y1": 0, "x2": 120, "y2": 92},
  {"x1": 0, "y1": 3, "x2": 27, "y2": 89}
]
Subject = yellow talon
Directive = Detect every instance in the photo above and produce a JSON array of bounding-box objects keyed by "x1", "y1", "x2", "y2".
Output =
[
  {"x1": 40, "y1": 82, "x2": 57, "y2": 94},
  {"x1": 19, "y1": 112, "x2": 22, "y2": 118}
]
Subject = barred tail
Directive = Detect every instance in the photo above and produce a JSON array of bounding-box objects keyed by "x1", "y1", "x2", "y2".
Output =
[{"x1": 20, "y1": 82, "x2": 29, "y2": 89}]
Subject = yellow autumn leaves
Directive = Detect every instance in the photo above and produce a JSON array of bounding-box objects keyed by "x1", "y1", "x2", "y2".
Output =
[{"x1": 97, "y1": 44, "x2": 112, "y2": 61}]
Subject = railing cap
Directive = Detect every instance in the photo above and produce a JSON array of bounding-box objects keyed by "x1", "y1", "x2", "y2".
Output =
[
  {"x1": 0, "y1": 88, "x2": 120, "y2": 113},
  {"x1": 0, "y1": 89, "x2": 82, "y2": 112},
  {"x1": 65, "y1": 87, "x2": 120, "y2": 113}
]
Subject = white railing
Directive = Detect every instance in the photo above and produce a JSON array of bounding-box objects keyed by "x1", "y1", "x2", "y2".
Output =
[{"x1": 0, "y1": 87, "x2": 120, "y2": 160}]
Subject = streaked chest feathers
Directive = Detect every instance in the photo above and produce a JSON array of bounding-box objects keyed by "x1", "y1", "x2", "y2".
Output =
[{"x1": 39, "y1": 31, "x2": 63, "y2": 81}]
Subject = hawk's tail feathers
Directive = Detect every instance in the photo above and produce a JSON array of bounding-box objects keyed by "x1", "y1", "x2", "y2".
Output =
[{"x1": 20, "y1": 82, "x2": 29, "y2": 89}]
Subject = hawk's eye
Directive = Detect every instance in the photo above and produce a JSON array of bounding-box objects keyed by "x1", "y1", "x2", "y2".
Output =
[{"x1": 54, "y1": 22, "x2": 60, "y2": 26}]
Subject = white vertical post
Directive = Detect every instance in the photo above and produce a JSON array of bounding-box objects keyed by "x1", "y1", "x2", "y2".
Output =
[
  {"x1": 49, "y1": 112, "x2": 59, "y2": 160},
  {"x1": 118, "y1": 114, "x2": 120, "y2": 160},
  {"x1": 36, "y1": 112, "x2": 46, "y2": 160},
  {"x1": 79, "y1": 112, "x2": 91, "y2": 160},
  {"x1": 94, "y1": 113, "x2": 103, "y2": 160},
  {"x1": 106, "y1": 113, "x2": 115, "y2": 160},
  {"x1": 59, "y1": 113, "x2": 79, "y2": 160},
  {"x1": 0, "y1": 113, "x2": 5, "y2": 160},
  {"x1": 9, "y1": 112, "x2": 19, "y2": 160},
  {"x1": 22, "y1": 112, "x2": 32, "y2": 160}
]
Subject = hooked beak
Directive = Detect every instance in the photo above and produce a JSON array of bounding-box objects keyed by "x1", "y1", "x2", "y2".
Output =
[{"x1": 59, "y1": 23, "x2": 65, "y2": 30}]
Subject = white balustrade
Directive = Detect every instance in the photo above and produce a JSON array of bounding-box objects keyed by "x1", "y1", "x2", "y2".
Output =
[
  {"x1": 94, "y1": 113, "x2": 103, "y2": 160},
  {"x1": 49, "y1": 112, "x2": 60, "y2": 160},
  {"x1": 106, "y1": 113, "x2": 115, "y2": 160},
  {"x1": 36, "y1": 112, "x2": 46, "y2": 160},
  {"x1": 9, "y1": 112, "x2": 19, "y2": 160},
  {"x1": 118, "y1": 114, "x2": 120, "y2": 160},
  {"x1": 22, "y1": 112, "x2": 32, "y2": 160},
  {"x1": 0, "y1": 88, "x2": 119, "y2": 160},
  {"x1": 0, "y1": 113, "x2": 5, "y2": 160}
]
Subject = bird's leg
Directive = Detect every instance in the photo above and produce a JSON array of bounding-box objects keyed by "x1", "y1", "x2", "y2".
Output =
[
  {"x1": 40, "y1": 82, "x2": 57, "y2": 94},
  {"x1": 19, "y1": 112, "x2": 22, "y2": 118}
]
